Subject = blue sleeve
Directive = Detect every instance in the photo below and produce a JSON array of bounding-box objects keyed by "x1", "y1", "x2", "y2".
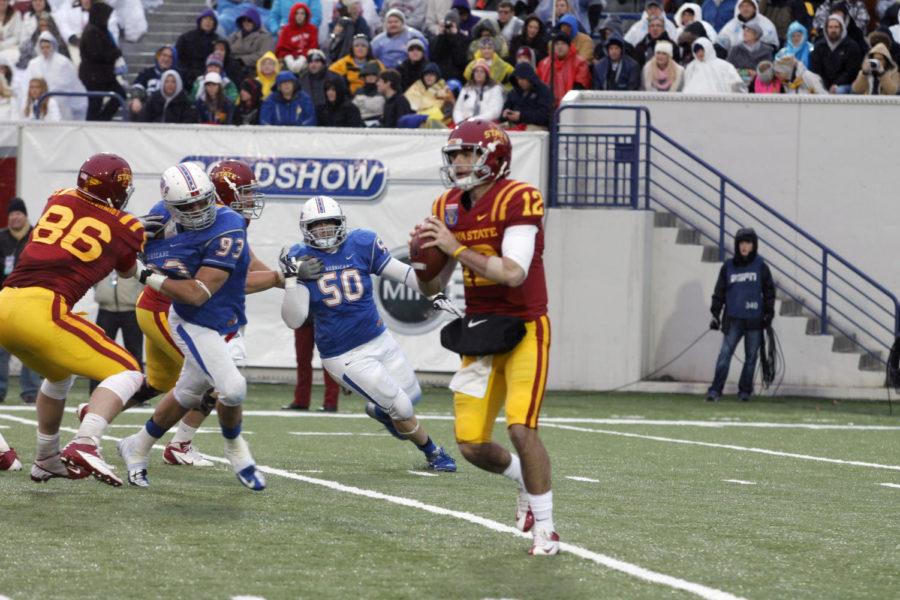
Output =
[
  {"x1": 260, "y1": 97, "x2": 275, "y2": 125},
  {"x1": 201, "y1": 221, "x2": 247, "y2": 271},
  {"x1": 286, "y1": 243, "x2": 306, "y2": 260},
  {"x1": 300, "y1": 92, "x2": 317, "y2": 126},
  {"x1": 366, "y1": 231, "x2": 391, "y2": 275},
  {"x1": 148, "y1": 200, "x2": 169, "y2": 219}
]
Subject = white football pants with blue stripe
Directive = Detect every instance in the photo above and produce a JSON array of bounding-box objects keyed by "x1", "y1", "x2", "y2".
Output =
[
  {"x1": 321, "y1": 331, "x2": 421, "y2": 420},
  {"x1": 169, "y1": 311, "x2": 247, "y2": 409}
]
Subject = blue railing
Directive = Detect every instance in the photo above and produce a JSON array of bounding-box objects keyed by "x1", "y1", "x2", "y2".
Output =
[
  {"x1": 33, "y1": 91, "x2": 127, "y2": 121},
  {"x1": 551, "y1": 104, "x2": 900, "y2": 363}
]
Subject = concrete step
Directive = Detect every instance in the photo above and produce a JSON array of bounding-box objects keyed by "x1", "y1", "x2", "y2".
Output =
[
  {"x1": 832, "y1": 333, "x2": 860, "y2": 354},
  {"x1": 675, "y1": 228, "x2": 701, "y2": 245},
  {"x1": 653, "y1": 211, "x2": 676, "y2": 228},
  {"x1": 700, "y1": 245, "x2": 721, "y2": 263},
  {"x1": 858, "y1": 352, "x2": 885, "y2": 372}
]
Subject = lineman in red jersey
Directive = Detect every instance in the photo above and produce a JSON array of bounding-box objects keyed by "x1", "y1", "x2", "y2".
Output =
[
  {"x1": 0, "y1": 153, "x2": 147, "y2": 486},
  {"x1": 418, "y1": 119, "x2": 559, "y2": 556},
  {"x1": 128, "y1": 159, "x2": 279, "y2": 467}
]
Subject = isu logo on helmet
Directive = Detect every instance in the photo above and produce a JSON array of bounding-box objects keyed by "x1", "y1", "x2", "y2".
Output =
[
  {"x1": 76, "y1": 153, "x2": 135, "y2": 210},
  {"x1": 209, "y1": 159, "x2": 266, "y2": 219},
  {"x1": 440, "y1": 118, "x2": 512, "y2": 191}
]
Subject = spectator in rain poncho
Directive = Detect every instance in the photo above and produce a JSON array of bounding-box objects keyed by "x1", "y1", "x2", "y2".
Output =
[
  {"x1": 24, "y1": 30, "x2": 85, "y2": 118},
  {"x1": 674, "y1": 3, "x2": 717, "y2": 41},
  {"x1": 625, "y1": 0, "x2": 678, "y2": 47},
  {"x1": 535, "y1": 0, "x2": 589, "y2": 34},
  {"x1": 106, "y1": 0, "x2": 147, "y2": 43},
  {"x1": 775, "y1": 21, "x2": 812, "y2": 68},
  {"x1": 716, "y1": 0, "x2": 778, "y2": 52},
  {"x1": 683, "y1": 37, "x2": 746, "y2": 92}
]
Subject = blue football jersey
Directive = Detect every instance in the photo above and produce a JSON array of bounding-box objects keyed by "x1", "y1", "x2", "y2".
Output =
[
  {"x1": 143, "y1": 201, "x2": 249, "y2": 335},
  {"x1": 287, "y1": 228, "x2": 392, "y2": 358}
]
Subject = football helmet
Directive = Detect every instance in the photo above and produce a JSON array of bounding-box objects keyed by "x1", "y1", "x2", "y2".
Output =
[
  {"x1": 299, "y1": 196, "x2": 347, "y2": 250},
  {"x1": 76, "y1": 153, "x2": 134, "y2": 210},
  {"x1": 440, "y1": 118, "x2": 512, "y2": 191},
  {"x1": 210, "y1": 159, "x2": 265, "y2": 220},
  {"x1": 160, "y1": 162, "x2": 217, "y2": 230}
]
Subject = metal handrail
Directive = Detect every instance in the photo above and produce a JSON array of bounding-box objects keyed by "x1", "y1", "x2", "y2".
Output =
[
  {"x1": 552, "y1": 104, "x2": 900, "y2": 360},
  {"x1": 33, "y1": 91, "x2": 127, "y2": 121}
]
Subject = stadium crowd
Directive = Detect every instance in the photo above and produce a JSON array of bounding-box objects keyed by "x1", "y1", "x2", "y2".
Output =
[{"x1": 0, "y1": 0, "x2": 898, "y2": 126}]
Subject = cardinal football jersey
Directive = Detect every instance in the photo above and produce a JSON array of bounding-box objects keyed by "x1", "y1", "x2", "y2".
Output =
[
  {"x1": 431, "y1": 178, "x2": 548, "y2": 320},
  {"x1": 286, "y1": 228, "x2": 391, "y2": 358},
  {"x1": 5, "y1": 189, "x2": 144, "y2": 306}
]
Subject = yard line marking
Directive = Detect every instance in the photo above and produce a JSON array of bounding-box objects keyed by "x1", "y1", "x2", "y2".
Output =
[
  {"x1": 543, "y1": 424, "x2": 900, "y2": 472},
  {"x1": 880, "y1": 483, "x2": 900, "y2": 489},
  {"x1": 566, "y1": 476, "x2": 600, "y2": 483},
  {"x1": 0, "y1": 406, "x2": 896, "y2": 431},
  {"x1": 723, "y1": 480, "x2": 756, "y2": 485},
  {"x1": 293, "y1": 470, "x2": 323, "y2": 474},
  {"x1": 287, "y1": 432, "x2": 389, "y2": 437},
  {"x1": 407, "y1": 470, "x2": 439, "y2": 477},
  {"x1": 0, "y1": 414, "x2": 745, "y2": 600},
  {"x1": 232, "y1": 596, "x2": 267, "y2": 600},
  {"x1": 103, "y1": 425, "x2": 254, "y2": 434}
]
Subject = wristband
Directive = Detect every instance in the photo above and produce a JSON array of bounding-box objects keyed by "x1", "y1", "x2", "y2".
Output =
[
  {"x1": 146, "y1": 273, "x2": 167, "y2": 292},
  {"x1": 284, "y1": 276, "x2": 298, "y2": 290},
  {"x1": 451, "y1": 245, "x2": 467, "y2": 259}
]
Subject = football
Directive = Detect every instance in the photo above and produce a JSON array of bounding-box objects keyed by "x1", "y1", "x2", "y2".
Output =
[{"x1": 409, "y1": 227, "x2": 448, "y2": 282}]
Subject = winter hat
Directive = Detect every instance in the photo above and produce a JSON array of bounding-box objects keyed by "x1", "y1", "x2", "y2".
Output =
[
  {"x1": 422, "y1": 62, "x2": 442, "y2": 78},
  {"x1": 654, "y1": 40, "x2": 674, "y2": 57},
  {"x1": 756, "y1": 60, "x2": 774, "y2": 82},
  {"x1": 742, "y1": 20, "x2": 763, "y2": 37},
  {"x1": 479, "y1": 37, "x2": 495, "y2": 49},
  {"x1": 360, "y1": 61, "x2": 381, "y2": 76},
  {"x1": 385, "y1": 8, "x2": 405, "y2": 23},
  {"x1": 7, "y1": 197, "x2": 26, "y2": 215},
  {"x1": 307, "y1": 48, "x2": 327, "y2": 63},
  {"x1": 516, "y1": 46, "x2": 536, "y2": 65},
  {"x1": 470, "y1": 59, "x2": 491, "y2": 78},
  {"x1": 645, "y1": 0, "x2": 663, "y2": 8},
  {"x1": 444, "y1": 11, "x2": 460, "y2": 25},
  {"x1": 605, "y1": 35, "x2": 624, "y2": 49},
  {"x1": 552, "y1": 30, "x2": 572, "y2": 44},
  {"x1": 773, "y1": 55, "x2": 796, "y2": 76},
  {"x1": 445, "y1": 78, "x2": 462, "y2": 96},
  {"x1": 203, "y1": 71, "x2": 223, "y2": 85},
  {"x1": 206, "y1": 53, "x2": 224, "y2": 69},
  {"x1": 826, "y1": 14, "x2": 844, "y2": 29},
  {"x1": 352, "y1": 34, "x2": 370, "y2": 47},
  {"x1": 407, "y1": 38, "x2": 425, "y2": 51}
]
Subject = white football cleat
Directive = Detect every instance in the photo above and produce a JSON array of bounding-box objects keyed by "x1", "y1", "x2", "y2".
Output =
[
  {"x1": 117, "y1": 435, "x2": 150, "y2": 487},
  {"x1": 224, "y1": 436, "x2": 265, "y2": 491},
  {"x1": 515, "y1": 487, "x2": 534, "y2": 532},
  {"x1": 31, "y1": 453, "x2": 72, "y2": 482},
  {"x1": 528, "y1": 525, "x2": 560, "y2": 556},
  {"x1": 0, "y1": 448, "x2": 22, "y2": 471},
  {"x1": 163, "y1": 441, "x2": 214, "y2": 467}
]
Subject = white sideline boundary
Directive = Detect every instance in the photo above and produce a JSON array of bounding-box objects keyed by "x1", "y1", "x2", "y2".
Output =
[
  {"x1": 543, "y1": 424, "x2": 900, "y2": 471},
  {"x1": 0, "y1": 413, "x2": 744, "y2": 600},
  {"x1": 0, "y1": 406, "x2": 897, "y2": 431},
  {"x1": 880, "y1": 483, "x2": 900, "y2": 489}
]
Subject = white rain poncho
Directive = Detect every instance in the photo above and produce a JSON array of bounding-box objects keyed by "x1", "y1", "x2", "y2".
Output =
[
  {"x1": 683, "y1": 37, "x2": 746, "y2": 93},
  {"x1": 23, "y1": 31, "x2": 87, "y2": 119}
]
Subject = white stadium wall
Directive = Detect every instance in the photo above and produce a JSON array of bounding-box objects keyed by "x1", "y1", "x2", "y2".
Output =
[{"x1": 10, "y1": 104, "x2": 898, "y2": 394}]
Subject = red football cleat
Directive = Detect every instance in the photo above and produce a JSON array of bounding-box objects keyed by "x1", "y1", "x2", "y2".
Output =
[
  {"x1": 31, "y1": 452, "x2": 81, "y2": 482},
  {"x1": 528, "y1": 527, "x2": 560, "y2": 556},
  {"x1": 0, "y1": 448, "x2": 22, "y2": 471},
  {"x1": 60, "y1": 441, "x2": 122, "y2": 487}
]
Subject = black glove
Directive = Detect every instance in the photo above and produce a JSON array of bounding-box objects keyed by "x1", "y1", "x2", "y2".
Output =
[
  {"x1": 709, "y1": 317, "x2": 720, "y2": 331},
  {"x1": 138, "y1": 214, "x2": 166, "y2": 239},
  {"x1": 295, "y1": 256, "x2": 324, "y2": 280},
  {"x1": 134, "y1": 257, "x2": 155, "y2": 284}
]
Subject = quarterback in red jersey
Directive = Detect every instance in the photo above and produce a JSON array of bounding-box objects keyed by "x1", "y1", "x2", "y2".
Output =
[
  {"x1": 417, "y1": 119, "x2": 559, "y2": 556},
  {"x1": 0, "y1": 153, "x2": 146, "y2": 486}
]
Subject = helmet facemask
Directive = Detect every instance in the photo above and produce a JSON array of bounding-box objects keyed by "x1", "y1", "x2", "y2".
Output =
[
  {"x1": 440, "y1": 143, "x2": 498, "y2": 191},
  {"x1": 302, "y1": 217, "x2": 346, "y2": 250},
  {"x1": 229, "y1": 182, "x2": 266, "y2": 219},
  {"x1": 167, "y1": 189, "x2": 218, "y2": 230}
]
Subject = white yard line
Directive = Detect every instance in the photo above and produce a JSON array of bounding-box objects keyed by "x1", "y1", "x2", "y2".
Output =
[
  {"x1": 407, "y1": 470, "x2": 439, "y2": 477},
  {"x1": 879, "y1": 483, "x2": 900, "y2": 489},
  {"x1": 566, "y1": 476, "x2": 600, "y2": 483},
  {"x1": 722, "y1": 480, "x2": 756, "y2": 485},
  {"x1": 232, "y1": 596, "x2": 267, "y2": 600},
  {"x1": 287, "y1": 432, "x2": 389, "y2": 437},
  {"x1": 0, "y1": 413, "x2": 745, "y2": 600},
  {"x1": 543, "y1": 423, "x2": 900, "y2": 472},
  {"x1": 0, "y1": 406, "x2": 896, "y2": 431}
]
